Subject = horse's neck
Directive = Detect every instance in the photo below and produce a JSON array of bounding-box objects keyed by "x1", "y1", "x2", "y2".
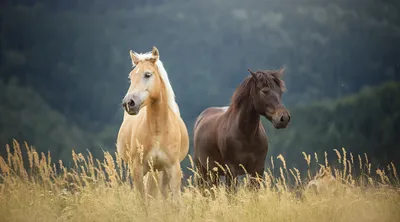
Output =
[
  {"x1": 229, "y1": 100, "x2": 260, "y2": 136},
  {"x1": 145, "y1": 91, "x2": 171, "y2": 134}
]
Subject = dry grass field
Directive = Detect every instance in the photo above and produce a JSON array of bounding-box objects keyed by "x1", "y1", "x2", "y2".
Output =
[{"x1": 1, "y1": 140, "x2": 399, "y2": 222}]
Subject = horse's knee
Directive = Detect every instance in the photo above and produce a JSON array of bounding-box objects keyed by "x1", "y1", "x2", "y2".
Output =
[
  {"x1": 248, "y1": 170, "x2": 263, "y2": 190},
  {"x1": 194, "y1": 161, "x2": 208, "y2": 187},
  {"x1": 165, "y1": 162, "x2": 182, "y2": 194},
  {"x1": 132, "y1": 164, "x2": 145, "y2": 194},
  {"x1": 169, "y1": 163, "x2": 182, "y2": 184}
]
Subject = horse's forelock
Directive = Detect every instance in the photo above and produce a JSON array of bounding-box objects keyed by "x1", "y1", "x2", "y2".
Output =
[{"x1": 256, "y1": 70, "x2": 286, "y2": 92}]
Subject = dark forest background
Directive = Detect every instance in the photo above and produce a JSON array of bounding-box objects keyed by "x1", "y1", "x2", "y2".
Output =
[{"x1": 0, "y1": 0, "x2": 399, "y2": 175}]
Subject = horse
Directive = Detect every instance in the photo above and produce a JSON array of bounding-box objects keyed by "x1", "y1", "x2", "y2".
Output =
[
  {"x1": 193, "y1": 68, "x2": 290, "y2": 192},
  {"x1": 116, "y1": 46, "x2": 189, "y2": 200}
]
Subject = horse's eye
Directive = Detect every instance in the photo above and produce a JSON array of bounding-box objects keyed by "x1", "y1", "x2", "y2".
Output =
[{"x1": 144, "y1": 72, "x2": 152, "y2": 78}]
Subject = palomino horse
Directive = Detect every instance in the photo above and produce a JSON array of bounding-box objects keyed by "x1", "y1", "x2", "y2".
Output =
[
  {"x1": 117, "y1": 46, "x2": 189, "y2": 199},
  {"x1": 193, "y1": 68, "x2": 290, "y2": 191}
]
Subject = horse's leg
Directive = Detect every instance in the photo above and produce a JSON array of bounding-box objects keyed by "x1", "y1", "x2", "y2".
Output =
[
  {"x1": 165, "y1": 161, "x2": 182, "y2": 201},
  {"x1": 116, "y1": 139, "x2": 132, "y2": 188},
  {"x1": 194, "y1": 159, "x2": 207, "y2": 190},
  {"x1": 160, "y1": 170, "x2": 169, "y2": 198},
  {"x1": 225, "y1": 164, "x2": 238, "y2": 193},
  {"x1": 209, "y1": 170, "x2": 220, "y2": 199},
  {"x1": 195, "y1": 159, "x2": 216, "y2": 198},
  {"x1": 248, "y1": 167, "x2": 265, "y2": 192},
  {"x1": 132, "y1": 161, "x2": 145, "y2": 199},
  {"x1": 146, "y1": 170, "x2": 161, "y2": 199}
]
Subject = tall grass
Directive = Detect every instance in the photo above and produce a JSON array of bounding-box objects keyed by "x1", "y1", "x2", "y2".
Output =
[{"x1": 1, "y1": 140, "x2": 399, "y2": 222}]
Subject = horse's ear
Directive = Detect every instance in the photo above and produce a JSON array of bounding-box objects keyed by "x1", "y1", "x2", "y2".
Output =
[
  {"x1": 248, "y1": 69, "x2": 257, "y2": 80},
  {"x1": 130, "y1": 50, "x2": 139, "y2": 66},
  {"x1": 149, "y1": 46, "x2": 159, "y2": 63},
  {"x1": 276, "y1": 68, "x2": 287, "y2": 92},
  {"x1": 276, "y1": 67, "x2": 285, "y2": 78}
]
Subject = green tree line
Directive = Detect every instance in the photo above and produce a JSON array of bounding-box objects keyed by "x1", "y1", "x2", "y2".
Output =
[{"x1": 263, "y1": 81, "x2": 400, "y2": 173}]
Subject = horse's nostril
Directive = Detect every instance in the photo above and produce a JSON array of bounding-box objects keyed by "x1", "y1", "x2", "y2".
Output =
[
  {"x1": 128, "y1": 99, "x2": 135, "y2": 107},
  {"x1": 280, "y1": 115, "x2": 290, "y2": 123}
]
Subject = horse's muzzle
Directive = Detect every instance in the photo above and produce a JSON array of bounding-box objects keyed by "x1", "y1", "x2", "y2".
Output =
[
  {"x1": 271, "y1": 109, "x2": 291, "y2": 129},
  {"x1": 122, "y1": 94, "x2": 141, "y2": 115}
]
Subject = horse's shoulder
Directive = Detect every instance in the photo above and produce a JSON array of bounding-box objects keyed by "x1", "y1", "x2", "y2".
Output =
[{"x1": 176, "y1": 114, "x2": 189, "y2": 134}]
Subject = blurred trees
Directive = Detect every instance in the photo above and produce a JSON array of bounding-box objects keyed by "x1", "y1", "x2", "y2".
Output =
[
  {"x1": 0, "y1": 0, "x2": 399, "y2": 170},
  {"x1": 263, "y1": 81, "x2": 400, "y2": 173},
  {"x1": 0, "y1": 78, "x2": 102, "y2": 162}
]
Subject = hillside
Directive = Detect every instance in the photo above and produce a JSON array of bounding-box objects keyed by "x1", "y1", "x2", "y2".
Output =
[
  {"x1": 0, "y1": 79, "x2": 100, "y2": 163},
  {"x1": 263, "y1": 81, "x2": 400, "y2": 172}
]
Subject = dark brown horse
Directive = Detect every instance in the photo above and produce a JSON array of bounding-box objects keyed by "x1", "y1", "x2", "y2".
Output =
[{"x1": 193, "y1": 68, "x2": 290, "y2": 191}]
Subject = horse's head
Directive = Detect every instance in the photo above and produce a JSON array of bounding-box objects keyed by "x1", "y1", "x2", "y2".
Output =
[
  {"x1": 248, "y1": 68, "x2": 291, "y2": 129},
  {"x1": 122, "y1": 46, "x2": 163, "y2": 115}
]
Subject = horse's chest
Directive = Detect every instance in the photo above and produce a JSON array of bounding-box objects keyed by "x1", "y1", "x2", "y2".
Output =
[
  {"x1": 143, "y1": 136, "x2": 173, "y2": 168},
  {"x1": 136, "y1": 126, "x2": 176, "y2": 147}
]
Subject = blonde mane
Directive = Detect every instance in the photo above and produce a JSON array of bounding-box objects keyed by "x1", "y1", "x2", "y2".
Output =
[{"x1": 132, "y1": 51, "x2": 179, "y2": 115}]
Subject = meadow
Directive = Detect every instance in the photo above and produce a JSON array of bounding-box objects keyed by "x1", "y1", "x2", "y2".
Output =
[{"x1": 1, "y1": 140, "x2": 399, "y2": 222}]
